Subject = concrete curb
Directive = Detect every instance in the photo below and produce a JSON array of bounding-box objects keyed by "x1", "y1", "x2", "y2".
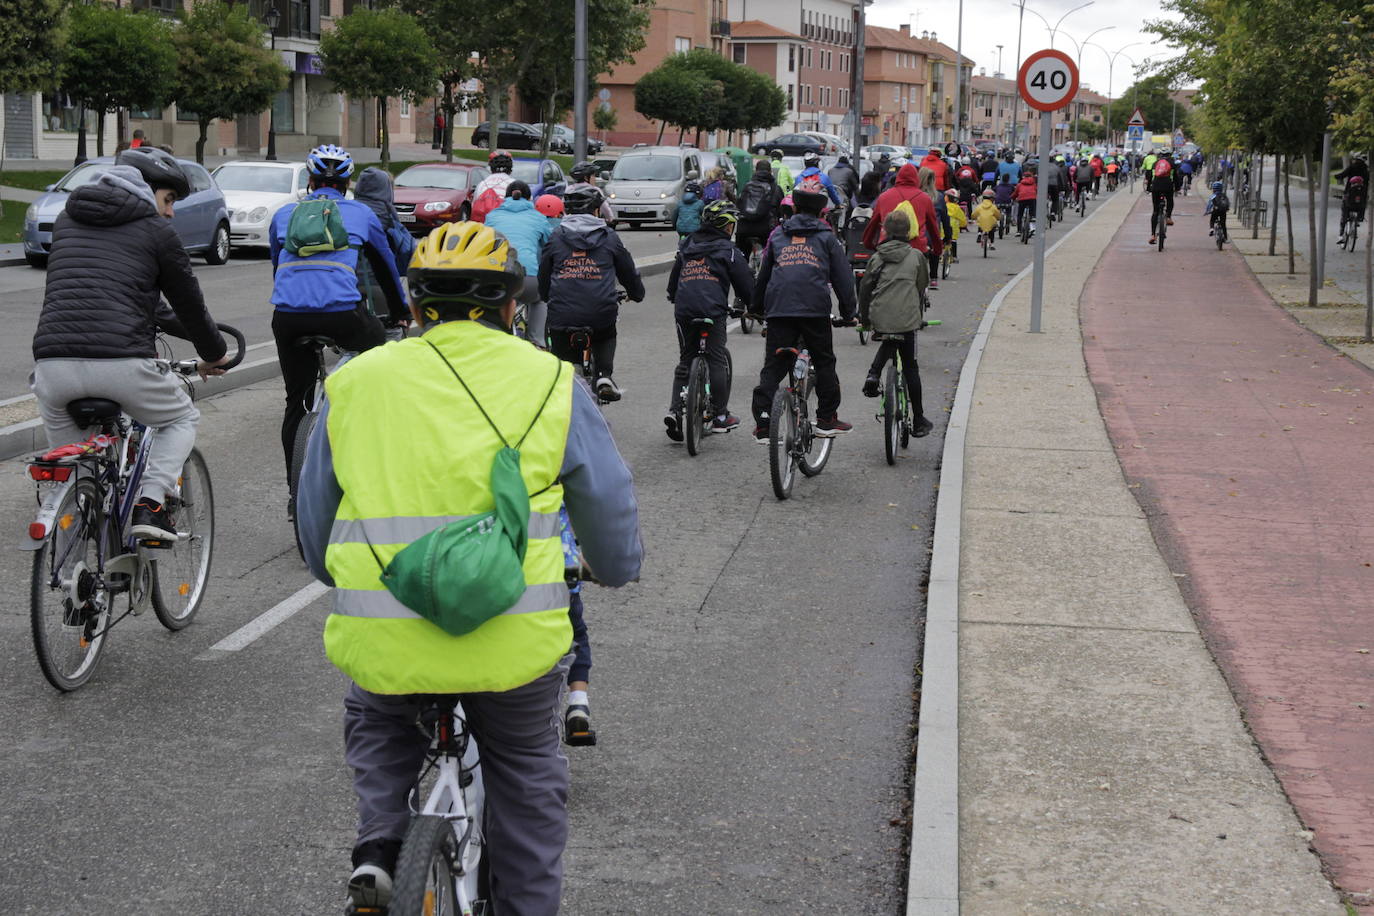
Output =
[{"x1": 905, "y1": 201, "x2": 1120, "y2": 915}]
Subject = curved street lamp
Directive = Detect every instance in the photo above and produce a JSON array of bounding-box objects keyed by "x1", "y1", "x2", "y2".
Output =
[
  {"x1": 1057, "y1": 25, "x2": 1114, "y2": 144},
  {"x1": 265, "y1": 2, "x2": 281, "y2": 161},
  {"x1": 1007, "y1": 0, "x2": 1094, "y2": 150},
  {"x1": 1086, "y1": 41, "x2": 1143, "y2": 147}
]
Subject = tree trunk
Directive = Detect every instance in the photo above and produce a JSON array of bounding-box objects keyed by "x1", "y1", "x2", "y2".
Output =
[
  {"x1": 1284, "y1": 155, "x2": 1295, "y2": 275},
  {"x1": 677, "y1": 124, "x2": 685, "y2": 143},
  {"x1": 379, "y1": 97, "x2": 390, "y2": 169},
  {"x1": 656, "y1": 120, "x2": 666, "y2": 144},
  {"x1": 1269, "y1": 154, "x2": 1280, "y2": 256},
  {"x1": 196, "y1": 117, "x2": 210, "y2": 165},
  {"x1": 443, "y1": 81, "x2": 454, "y2": 163},
  {"x1": 1366, "y1": 148, "x2": 1373, "y2": 343},
  {"x1": 1252, "y1": 151, "x2": 1264, "y2": 240},
  {"x1": 485, "y1": 80, "x2": 506, "y2": 142},
  {"x1": 117, "y1": 108, "x2": 126, "y2": 149},
  {"x1": 96, "y1": 110, "x2": 106, "y2": 158},
  {"x1": 539, "y1": 89, "x2": 555, "y2": 161},
  {"x1": 75, "y1": 105, "x2": 88, "y2": 166},
  {"x1": 1305, "y1": 153, "x2": 1318, "y2": 305}
]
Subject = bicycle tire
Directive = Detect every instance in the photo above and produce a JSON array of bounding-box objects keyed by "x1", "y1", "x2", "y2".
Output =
[
  {"x1": 883, "y1": 364, "x2": 898, "y2": 466},
  {"x1": 1158, "y1": 227, "x2": 1166, "y2": 252},
  {"x1": 388, "y1": 815, "x2": 464, "y2": 916},
  {"x1": 151, "y1": 447, "x2": 213, "y2": 630},
  {"x1": 31, "y1": 478, "x2": 112, "y2": 691},
  {"x1": 684, "y1": 357, "x2": 708, "y2": 457},
  {"x1": 982, "y1": 232, "x2": 989, "y2": 257},
  {"x1": 1217, "y1": 226, "x2": 1225, "y2": 250},
  {"x1": 738, "y1": 309, "x2": 754, "y2": 334},
  {"x1": 289, "y1": 411, "x2": 318, "y2": 560},
  {"x1": 798, "y1": 380, "x2": 832, "y2": 479},
  {"x1": 768, "y1": 387, "x2": 797, "y2": 500},
  {"x1": 858, "y1": 326, "x2": 868, "y2": 345}
]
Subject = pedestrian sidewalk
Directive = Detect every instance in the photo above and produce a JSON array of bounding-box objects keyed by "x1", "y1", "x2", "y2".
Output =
[{"x1": 929, "y1": 188, "x2": 1350, "y2": 913}]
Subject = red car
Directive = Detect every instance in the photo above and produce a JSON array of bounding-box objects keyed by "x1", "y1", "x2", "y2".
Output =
[{"x1": 392, "y1": 162, "x2": 491, "y2": 234}]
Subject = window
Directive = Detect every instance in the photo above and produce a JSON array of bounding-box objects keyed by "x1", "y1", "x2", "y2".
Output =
[
  {"x1": 805, "y1": 48, "x2": 812, "y2": 68},
  {"x1": 41, "y1": 91, "x2": 92, "y2": 133},
  {"x1": 804, "y1": 84, "x2": 812, "y2": 104},
  {"x1": 733, "y1": 44, "x2": 746, "y2": 64},
  {"x1": 789, "y1": 45, "x2": 795, "y2": 72},
  {"x1": 894, "y1": 84, "x2": 900, "y2": 103},
  {"x1": 399, "y1": 98, "x2": 410, "y2": 117},
  {"x1": 130, "y1": 106, "x2": 162, "y2": 120},
  {"x1": 187, "y1": 165, "x2": 213, "y2": 194},
  {"x1": 272, "y1": 87, "x2": 295, "y2": 132},
  {"x1": 675, "y1": 36, "x2": 690, "y2": 54},
  {"x1": 787, "y1": 85, "x2": 794, "y2": 109}
]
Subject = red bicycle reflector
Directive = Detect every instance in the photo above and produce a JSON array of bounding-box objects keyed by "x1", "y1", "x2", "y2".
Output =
[
  {"x1": 29, "y1": 522, "x2": 46, "y2": 540},
  {"x1": 28, "y1": 465, "x2": 73, "y2": 482}
]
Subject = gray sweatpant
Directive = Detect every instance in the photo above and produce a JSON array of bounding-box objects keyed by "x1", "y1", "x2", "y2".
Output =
[
  {"x1": 31, "y1": 358, "x2": 199, "y2": 504},
  {"x1": 519, "y1": 275, "x2": 548, "y2": 346},
  {"x1": 344, "y1": 657, "x2": 571, "y2": 915}
]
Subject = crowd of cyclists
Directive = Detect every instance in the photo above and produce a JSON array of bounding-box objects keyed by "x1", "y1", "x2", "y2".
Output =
[{"x1": 28, "y1": 133, "x2": 1260, "y2": 914}]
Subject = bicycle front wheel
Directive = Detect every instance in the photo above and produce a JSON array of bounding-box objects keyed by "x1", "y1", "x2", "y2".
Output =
[
  {"x1": 388, "y1": 815, "x2": 465, "y2": 916},
  {"x1": 151, "y1": 447, "x2": 214, "y2": 630},
  {"x1": 768, "y1": 387, "x2": 797, "y2": 500},
  {"x1": 883, "y1": 364, "x2": 899, "y2": 466},
  {"x1": 31, "y1": 479, "x2": 112, "y2": 691},
  {"x1": 289, "y1": 411, "x2": 318, "y2": 560},
  {"x1": 685, "y1": 357, "x2": 708, "y2": 457}
]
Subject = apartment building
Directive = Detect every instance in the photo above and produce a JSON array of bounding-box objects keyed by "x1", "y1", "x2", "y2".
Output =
[
  {"x1": 904, "y1": 30, "x2": 975, "y2": 148},
  {"x1": 861, "y1": 25, "x2": 928, "y2": 147},
  {"x1": 969, "y1": 71, "x2": 1034, "y2": 148}
]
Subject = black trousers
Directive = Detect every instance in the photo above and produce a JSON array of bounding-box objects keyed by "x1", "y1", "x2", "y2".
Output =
[
  {"x1": 1151, "y1": 190, "x2": 1172, "y2": 233},
  {"x1": 548, "y1": 324, "x2": 616, "y2": 379},
  {"x1": 868, "y1": 331, "x2": 924, "y2": 419},
  {"x1": 272, "y1": 306, "x2": 385, "y2": 478},
  {"x1": 671, "y1": 317, "x2": 731, "y2": 415},
  {"x1": 751, "y1": 316, "x2": 841, "y2": 425}
]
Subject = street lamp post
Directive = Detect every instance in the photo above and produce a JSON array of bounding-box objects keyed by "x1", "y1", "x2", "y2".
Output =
[
  {"x1": 1010, "y1": 0, "x2": 1094, "y2": 150},
  {"x1": 265, "y1": 1, "x2": 280, "y2": 161},
  {"x1": 1086, "y1": 43, "x2": 1141, "y2": 147},
  {"x1": 1058, "y1": 26, "x2": 1113, "y2": 146}
]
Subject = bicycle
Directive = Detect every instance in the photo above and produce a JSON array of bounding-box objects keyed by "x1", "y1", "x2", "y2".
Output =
[
  {"x1": 940, "y1": 243, "x2": 953, "y2": 279},
  {"x1": 849, "y1": 253, "x2": 871, "y2": 345},
  {"x1": 678, "y1": 317, "x2": 734, "y2": 456},
  {"x1": 997, "y1": 203, "x2": 1011, "y2": 239},
  {"x1": 288, "y1": 335, "x2": 343, "y2": 559},
  {"x1": 1019, "y1": 206, "x2": 1032, "y2": 245},
  {"x1": 1339, "y1": 209, "x2": 1363, "y2": 251},
  {"x1": 766, "y1": 346, "x2": 833, "y2": 500},
  {"x1": 26, "y1": 324, "x2": 246, "y2": 691},
  {"x1": 979, "y1": 227, "x2": 991, "y2": 258},
  {"x1": 1076, "y1": 186, "x2": 1089, "y2": 218},
  {"x1": 871, "y1": 322, "x2": 940, "y2": 466},
  {"x1": 354, "y1": 701, "x2": 488, "y2": 916},
  {"x1": 735, "y1": 242, "x2": 763, "y2": 334},
  {"x1": 1151, "y1": 195, "x2": 1169, "y2": 251},
  {"x1": 1213, "y1": 207, "x2": 1229, "y2": 250}
]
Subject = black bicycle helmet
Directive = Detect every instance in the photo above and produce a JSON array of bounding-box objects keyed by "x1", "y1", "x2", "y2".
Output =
[
  {"x1": 563, "y1": 185, "x2": 604, "y2": 215},
  {"x1": 488, "y1": 149, "x2": 513, "y2": 173},
  {"x1": 701, "y1": 199, "x2": 739, "y2": 234},
  {"x1": 116, "y1": 147, "x2": 190, "y2": 199},
  {"x1": 569, "y1": 160, "x2": 598, "y2": 183}
]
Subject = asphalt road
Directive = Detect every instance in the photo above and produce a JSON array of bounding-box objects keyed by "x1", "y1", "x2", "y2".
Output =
[{"x1": 0, "y1": 208, "x2": 1061, "y2": 913}]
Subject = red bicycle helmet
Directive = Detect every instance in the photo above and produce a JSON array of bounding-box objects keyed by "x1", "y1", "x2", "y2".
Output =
[{"x1": 535, "y1": 194, "x2": 564, "y2": 217}]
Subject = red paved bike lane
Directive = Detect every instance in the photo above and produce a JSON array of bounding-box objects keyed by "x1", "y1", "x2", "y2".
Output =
[{"x1": 1080, "y1": 190, "x2": 1374, "y2": 904}]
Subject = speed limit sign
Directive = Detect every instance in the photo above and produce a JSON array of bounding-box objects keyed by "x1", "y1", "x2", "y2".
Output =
[{"x1": 1017, "y1": 49, "x2": 1078, "y2": 112}]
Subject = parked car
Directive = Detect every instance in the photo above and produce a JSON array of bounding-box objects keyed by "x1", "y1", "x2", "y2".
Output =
[
  {"x1": 531, "y1": 123, "x2": 604, "y2": 156},
  {"x1": 590, "y1": 156, "x2": 618, "y2": 180},
  {"x1": 604, "y1": 146, "x2": 702, "y2": 228},
  {"x1": 392, "y1": 162, "x2": 490, "y2": 234},
  {"x1": 470, "y1": 120, "x2": 543, "y2": 150},
  {"x1": 750, "y1": 133, "x2": 826, "y2": 156},
  {"x1": 210, "y1": 160, "x2": 309, "y2": 250},
  {"x1": 22, "y1": 156, "x2": 231, "y2": 268},
  {"x1": 865, "y1": 144, "x2": 910, "y2": 161},
  {"x1": 799, "y1": 132, "x2": 853, "y2": 157},
  {"x1": 510, "y1": 157, "x2": 567, "y2": 198}
]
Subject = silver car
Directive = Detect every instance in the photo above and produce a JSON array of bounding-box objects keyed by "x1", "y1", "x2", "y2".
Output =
[
  {"x1": 605, "y1": 146, "x2": 702, "y2": 229},
  {"x1": 212, "y1": 160, "x2": 310, "y2": 250},
  {"x1": 22, "y1": 156, "x2": 231, "y2": 268}
]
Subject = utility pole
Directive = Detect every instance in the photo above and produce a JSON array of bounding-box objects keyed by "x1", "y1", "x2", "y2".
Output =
[
  {"x1": 1009, "y1": 1, "x2": 1026, "y2": 148},
  {"x1": 996, "y1": 44, "x2": 1004, "y2": 75},
  {"x1": 953, "y1": 0, "x2": 964, "y2": 147},
  {"x1": 851, "y1": 0, "x2": 867, "y2": 162},
  {"x1": 573, "y1": 0, "x2": 588, "y2": 163}
]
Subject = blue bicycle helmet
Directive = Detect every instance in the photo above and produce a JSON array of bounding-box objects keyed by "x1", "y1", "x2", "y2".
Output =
[
  {"x1": 1211, "y1": 180, "x2": 1224, "y2": 191},
  {"x1": 307, "y1": 144, "x2": 354, "y2": 180}
]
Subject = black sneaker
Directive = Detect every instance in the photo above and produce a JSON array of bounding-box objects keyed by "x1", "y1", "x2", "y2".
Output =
[
  {"x1": 711, "y1": 414, "x2": 741, "y2": 433},
  {"x1": 862, "y1": 374, "x2": 880, "y2": 398},
  {"x1": 131, "y1": 498, "x2": 176, "y2": 542},
  {"x1": 815, "y1": 417, "x2": 853, "y2": 436},
  {"x1": 664, "y1": 412, "x2": 683, "y2": 442},
  {"x1": 913, "y1": 416, "x2": 935, "y2": 438},
  {"x1": 348, "y1": 837, "x2": 402, "y2": 910},
  {"x1": 753, "y1": 425, "x2": 769, "y2": 443},
  {"x1": 565, "y1": 704, "x2": 597, "y2": 746}
]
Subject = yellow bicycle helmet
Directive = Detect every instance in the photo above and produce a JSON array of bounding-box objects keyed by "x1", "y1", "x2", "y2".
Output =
[{"x1": 408, "y1": 221, "x2": 525, "y2": 322}]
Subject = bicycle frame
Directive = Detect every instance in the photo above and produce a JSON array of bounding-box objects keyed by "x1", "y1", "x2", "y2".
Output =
[{"x1": 413, "y1": 704, "x2": 486, "y2": 914}]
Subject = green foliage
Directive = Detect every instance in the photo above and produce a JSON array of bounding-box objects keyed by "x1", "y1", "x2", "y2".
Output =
[
  {"x1": 62, "y1": 4, "x2": 177, "y2": 116},
  {"x1": 1330, "y1": 2, "x2": 1374, "y2": 151},
  {"x1": 1071, "y1": 119, "x2": 1106, "y2": 142},
  {"x1": 173, "y1": 0, "x2": 289, "y2": 164},
  {"x1": 593, "y1": 106, "x2": 618, "y2": 133},
  {"x1": 635, "y1": 50, "x2": 786, "y2": 137},
  {"x1": 1104, "y1": 75, "x2": 1179, "y2": 136},
  {"x1": 0, "y1": 0, "x2": 65, "y2": 96}
]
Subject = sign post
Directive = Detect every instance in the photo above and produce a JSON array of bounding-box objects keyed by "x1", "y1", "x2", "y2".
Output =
[{"x1": 1017, "y1": 49, "x2": 1079, "y2": 333}]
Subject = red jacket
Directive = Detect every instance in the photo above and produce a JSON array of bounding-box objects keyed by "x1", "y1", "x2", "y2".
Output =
[
  {"x1": 862, "y1": 163, "x2": 943, "y2": 256},
  {"x1": 1013, "y1": 175, "x2": 1037, "y2": 202},
  {"x1": 1091, "y1": 156, "x2": 1104, "y2": 177},
  {"x1": 921, "y1": 151, "x2": 953, "y2": 191}
]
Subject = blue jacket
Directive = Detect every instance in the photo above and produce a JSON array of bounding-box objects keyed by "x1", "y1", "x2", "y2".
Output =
[
  {"x1": 485, "y1": 197, "x2": 553, "y2": 274},
  {"x1": 270, "y1": 187, "x2": 406, "y2": 318},
  {"x1": 675, "y1": 193, "x2": 704, "y2": 233},
  {"x1": 755, "y1": 213, "x2": 856, "y2": 321},
  {"x1": 997, "y1": 160, "x2": 1021, "y2": 184},
  {"x1": 666, "y1": 228, "x2": 753, "y2": 321},
  {"x1": 797, "y1": 166, "x2": 842, "y2": 206}
]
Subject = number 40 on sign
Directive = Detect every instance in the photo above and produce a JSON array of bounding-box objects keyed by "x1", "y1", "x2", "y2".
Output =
[{"x1": 1017, "y1": 49, "x2": 1079, "y2": 112}]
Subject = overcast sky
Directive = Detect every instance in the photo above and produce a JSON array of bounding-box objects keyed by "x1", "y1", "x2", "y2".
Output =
[{"x1": 866, "y1": 0, "x2": 1185, "y2": 100}]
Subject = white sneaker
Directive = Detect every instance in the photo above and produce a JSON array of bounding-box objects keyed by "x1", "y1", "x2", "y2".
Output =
[
  {"x1": 347, "y1": 863, "x2": 393, "y2": 909},
  {"x1": 595, "y1": 377, "x2": 622, "y2": 402}
]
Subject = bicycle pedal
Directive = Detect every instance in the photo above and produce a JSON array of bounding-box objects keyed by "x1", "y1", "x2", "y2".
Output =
[
  {"x1": 138, "y1": 538, "x2": 175, "y2": 550},
  {"x1": 565, "y1": 727, "x2": 598, "y2": 747}
]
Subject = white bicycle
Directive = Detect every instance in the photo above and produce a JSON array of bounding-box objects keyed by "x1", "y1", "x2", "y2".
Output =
[{"x1": 349, "y1": 702, "x2": 487, "y2": 916}]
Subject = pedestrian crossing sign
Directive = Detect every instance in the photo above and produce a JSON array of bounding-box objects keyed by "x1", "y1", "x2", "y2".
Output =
[{"x1": 1127, "y1": 124, "x2": 1144, "y2": 141}]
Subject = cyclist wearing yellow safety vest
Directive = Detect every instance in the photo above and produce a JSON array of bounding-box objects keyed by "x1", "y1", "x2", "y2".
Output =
[{"x1": 296, "y1": 220, "x2": 642, "y2": 914}]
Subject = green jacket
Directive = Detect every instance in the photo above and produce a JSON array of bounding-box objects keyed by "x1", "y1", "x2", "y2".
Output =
[{"x1": 858, "y1": 238, "x2": 928, "y2": 333}]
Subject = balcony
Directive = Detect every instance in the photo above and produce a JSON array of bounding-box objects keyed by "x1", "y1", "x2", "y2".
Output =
[{"x1": 710, "y1": 19, "x2": 731, "y2": 37}]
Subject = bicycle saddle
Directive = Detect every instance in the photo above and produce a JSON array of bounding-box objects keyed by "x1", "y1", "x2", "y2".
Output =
[
  {"x1": 295, "y1": 335, "x2": 338, "y2": 350},
  {"x1": 66, "y1": 398, "x2": 122, "y2": 426},
  {"x1": 690, "y1": 317, "x2": 714, "y2": 328}
]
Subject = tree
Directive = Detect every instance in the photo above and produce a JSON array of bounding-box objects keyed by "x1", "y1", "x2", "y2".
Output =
[
  {"x1": 634, "y1": 63, "x2": 719, "y2": 143},
  {"x1": 635, "y1": 50, "x2": 786, "y2": 144},
  {"x1": 1071, "y1": 119, "x2": 1106, "y2": 143},
  {"x1": 0, "y1": 0, "x2": 64, "y2": 217},
  {"x1": 391, "y1": 0, "x2": 476, "y2": 162},
  {"x1": 320, "y1": 8, "x2": 438, "y2": 167},
  {"x1": 1328, "y1": 2, "x2": 1374, "y2": 340},
  {"x1": 593, "y1": 105, "x2": 617, "y2": 140},
  {"x1": 1103, "y1": 75, "x2": 1179, "y2": 137},
  {"x1": 173, "y1": 0, "x2": 288, "y2": 164},
  {"x1": 62, "y1": 4, "x2": 177, "y2": 160}
]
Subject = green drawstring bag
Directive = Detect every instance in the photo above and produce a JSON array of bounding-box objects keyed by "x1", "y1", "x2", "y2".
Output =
[{"x1": 371, "y1": 339, "x2": 562, "y2": 637}]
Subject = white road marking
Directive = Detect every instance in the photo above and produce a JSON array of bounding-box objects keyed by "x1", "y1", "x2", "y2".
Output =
[{"x1": 196, "y1": 580, "x2": 330, "y2": 659}]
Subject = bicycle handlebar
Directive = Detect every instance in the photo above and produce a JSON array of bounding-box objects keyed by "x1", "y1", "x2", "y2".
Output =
[{"x1": 169, "y1": 322, "x2": 247, "y2": 377}]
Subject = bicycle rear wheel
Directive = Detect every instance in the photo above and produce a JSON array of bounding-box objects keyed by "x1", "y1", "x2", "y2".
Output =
[
  {"x1": 684, "y1": 357, "x2": 708, "y2": 457},
  {"x1": 151, "y1": 447, "x2": 214, "y2": 630},
  {"x1": 388, "y1": 815, "x2": 466, "y2": 916},
  {"x1": 768, "y1": 388, "x2": 797, "y2": 500},
  {"x1": 883, "y1": 364, "x2": 898, "y2": 466},
  {"x1": 799, "y1": 385, "x2": 832, "y2": 478},
  {"x1": 289, "y1": 410, "x2": 318, "y2": 560},
  {"x1": 31, "y1": 479, "x2": 112, "y2": 691}
]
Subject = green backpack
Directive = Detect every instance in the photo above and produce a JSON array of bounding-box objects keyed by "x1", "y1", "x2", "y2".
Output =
[
  {"x1": 371, "y1": 339, "x2": 564, "y2": 637},
  {"x1": 285, "y1": 195, "x2": 349, "y2": 257}
]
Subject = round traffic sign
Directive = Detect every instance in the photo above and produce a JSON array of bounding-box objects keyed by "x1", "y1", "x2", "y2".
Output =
[
  {"x1": 598, "y1": 88, "x2": 611, "y2": 101},
  {"x1": 1017, "y1": 49, "x2": 1079, "y2": 112}
]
